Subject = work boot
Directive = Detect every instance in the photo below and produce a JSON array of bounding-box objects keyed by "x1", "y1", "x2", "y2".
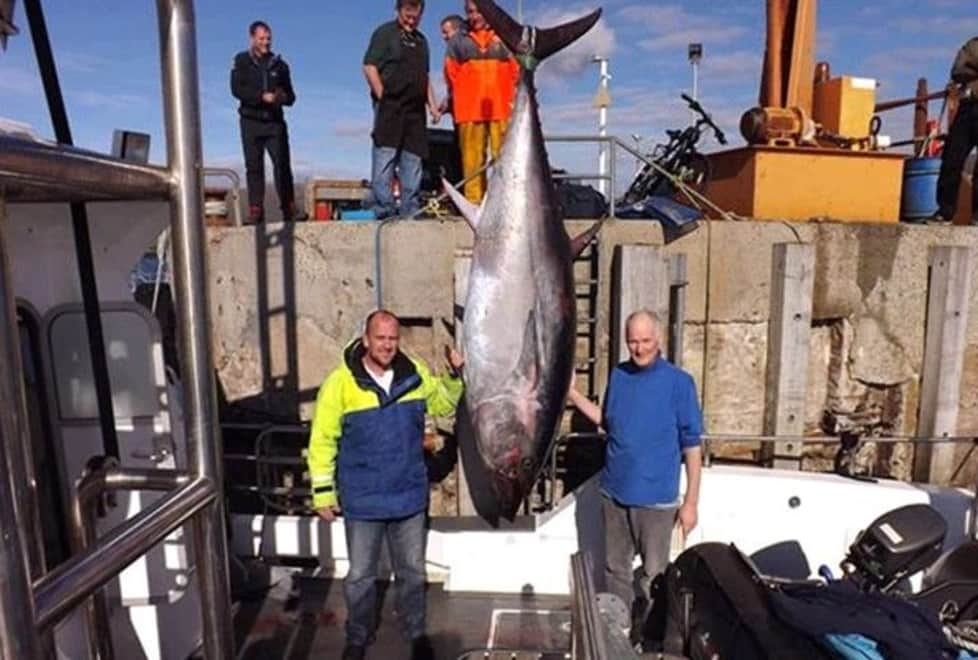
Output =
[{"x1": 341, "y1": 643, "x2": 366, "y2": 660}]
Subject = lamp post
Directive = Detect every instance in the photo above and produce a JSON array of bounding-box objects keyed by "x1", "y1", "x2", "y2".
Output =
[
  {"x1": 593, "y1": 56, "x2": 611, "y2": 199},
  {"x1": 688, "y1": 43, "x2": 703, "y2": 102}
]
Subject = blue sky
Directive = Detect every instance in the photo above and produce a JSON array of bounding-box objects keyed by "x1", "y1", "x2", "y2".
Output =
[{"x1": 2, "y1": 0, "x2": 977, "y2": 186}]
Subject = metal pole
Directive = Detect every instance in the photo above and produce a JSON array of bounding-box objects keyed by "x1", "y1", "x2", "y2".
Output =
[
  {"x1": 0, "y1": 201, "x2": 42, "y2": 660},
  {"x1": 156, "y1": 1, "x2": 234, "y2": 657},
  {"x1": 594, "y1": 57, "x2": 609, "y2": 200},
  {"x1": 692, "y1": 60, "x2": 699, "y2": 102},
  {"x1": 23, "y1": 0, "x2": 121, "y2": 462},
  {"x1": 0, "y1": 136, "x2": 173, "y2": 203}
]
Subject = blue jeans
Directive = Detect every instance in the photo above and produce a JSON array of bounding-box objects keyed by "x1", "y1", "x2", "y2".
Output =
[
  {"x1": 369, "y1": 145, "x2": 423, "y2": 219},
  {"x1": 344, "y1": 511, "x2": 427, "y2": 646}
]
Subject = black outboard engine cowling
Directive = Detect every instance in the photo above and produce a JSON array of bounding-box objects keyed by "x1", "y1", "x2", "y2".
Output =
[{"x1": 843, "y1": 503, "x2": 947, "y2": 592}]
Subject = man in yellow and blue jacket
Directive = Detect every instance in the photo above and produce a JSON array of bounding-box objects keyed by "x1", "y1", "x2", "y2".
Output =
[{"x1": 308, "y1": 309, "x2": 463, "y2": 660}]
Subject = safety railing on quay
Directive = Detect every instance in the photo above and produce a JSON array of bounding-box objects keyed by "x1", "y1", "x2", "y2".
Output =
[
  {"x1": 543, "y1": 134, "x2": 737, "y2": 221},
  {"x1": 0, "y1": 1, "x2": 233, "y2": 658},
  {"x1": 203, "y1": 167, "x2": 243, "y2": 227}
]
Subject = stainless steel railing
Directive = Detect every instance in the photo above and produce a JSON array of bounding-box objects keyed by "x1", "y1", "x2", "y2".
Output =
[{"x1": 0, "y1": 1, "x2": 233, "y2": 658}]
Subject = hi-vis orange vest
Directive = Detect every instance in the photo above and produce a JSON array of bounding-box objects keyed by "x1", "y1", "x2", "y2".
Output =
[{"x1": 444, "y1": 28, "x2": 520, "y2": 124}]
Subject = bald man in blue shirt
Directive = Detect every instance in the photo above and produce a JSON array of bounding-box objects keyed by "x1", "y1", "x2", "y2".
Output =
[{"x1": 568, "y1": 309, "x2": 703, "y2": 622}]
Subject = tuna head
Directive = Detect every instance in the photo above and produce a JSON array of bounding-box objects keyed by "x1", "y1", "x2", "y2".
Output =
[{"x1": 470, "y1": 398, "x2": 540, "y2": 519}]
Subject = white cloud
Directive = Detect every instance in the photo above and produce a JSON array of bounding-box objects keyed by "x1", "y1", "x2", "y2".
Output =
[
  {"x1": 700, "y1": 50, "x2": 761, "y2": 80},
  {"x1": 639, "y1": 26, "x2": 748, "y2": 53},
  {"x1": 616, "y1": 3, "x2": 750, "y2": 53}
]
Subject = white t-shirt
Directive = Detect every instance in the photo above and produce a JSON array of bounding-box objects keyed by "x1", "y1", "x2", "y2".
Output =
[{"x1": 368, "y1": 368, "x2": 394, "y2": 395}]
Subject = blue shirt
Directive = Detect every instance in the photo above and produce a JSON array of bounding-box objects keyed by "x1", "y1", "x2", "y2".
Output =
[{"x1": 600, "y1": 357, "x2": 703, "y2": 507}]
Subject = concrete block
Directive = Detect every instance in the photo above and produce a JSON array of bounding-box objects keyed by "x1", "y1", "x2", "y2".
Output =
[{"x1": 379, "y1": 219, "x2": 455, "y2": 319}]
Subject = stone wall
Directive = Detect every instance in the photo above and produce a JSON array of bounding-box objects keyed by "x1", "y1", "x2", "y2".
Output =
[
  {"x1": 6, "y1": 200, "x2": 978, "y2": 490},
  {"x1": 203, "y1": 220, "x2": 978, "y2": 487}
]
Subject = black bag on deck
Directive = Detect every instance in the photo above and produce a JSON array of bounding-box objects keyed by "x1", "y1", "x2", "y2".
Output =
[
  {"x1": 555, "y1": 181, "x2": 608, "y2": 219},
  {"x1": 659, "y1": 543, "x2": 833, "y2": 660}
]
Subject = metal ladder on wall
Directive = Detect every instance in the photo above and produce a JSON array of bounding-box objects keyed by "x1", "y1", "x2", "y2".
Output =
[
  {"x1": 0, "y1": 1, "x2": 233, "y2": 658},
  {"x1": 536, "y1": 238, "x2": 602, "y2": 510}
]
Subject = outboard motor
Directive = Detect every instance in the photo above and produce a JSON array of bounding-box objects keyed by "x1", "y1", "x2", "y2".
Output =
[{"x1": 841, "y1": 503, "x2": 946, "y2": 592}]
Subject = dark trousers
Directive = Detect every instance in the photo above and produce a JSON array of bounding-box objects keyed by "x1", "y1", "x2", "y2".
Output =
[
  {"x1": 343, "y1": 511, "x2": 427, "y2": 647},
  {"x1": 937, "y1": 100, "x2": 978, "y2": 222},
  {"x1": 133, "y1": 283, "x2": 179, "y2": 379},
  {"x1": 240, "y1": 117, "x2": 296, "y2": 219},
  {"x1": 603, "y1": 494, "x2": 676, "y2": 615}
]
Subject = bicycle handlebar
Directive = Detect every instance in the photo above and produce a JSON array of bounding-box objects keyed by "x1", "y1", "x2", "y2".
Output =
[{"x1": 681, "y1": 93, "x2": 728, "y2": 145}]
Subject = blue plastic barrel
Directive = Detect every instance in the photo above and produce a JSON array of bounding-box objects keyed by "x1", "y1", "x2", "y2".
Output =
[{"x1": 900, "y1": 157, "x2": 941, "y2": 222}]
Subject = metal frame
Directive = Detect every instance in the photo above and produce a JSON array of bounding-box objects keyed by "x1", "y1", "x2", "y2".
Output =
[
  {"x1": 69, "y1": 457, "x2": 190, "y2": 660},
  {"x1": 203, "y1": 167, "x2": 243, "y2": 227},
  {"x1": 0, "y1": 1, "x2": 233, "y2": 657}
]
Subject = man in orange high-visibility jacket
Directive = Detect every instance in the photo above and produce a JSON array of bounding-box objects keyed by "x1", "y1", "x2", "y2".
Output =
[{"x1": 444, "y1": 0, "x2": 519, "y2": 203}]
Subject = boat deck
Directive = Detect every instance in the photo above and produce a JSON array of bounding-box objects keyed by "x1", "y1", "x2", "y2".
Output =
[{"x1": 232, "y1": 574, "x2": 575, "y2": 659}]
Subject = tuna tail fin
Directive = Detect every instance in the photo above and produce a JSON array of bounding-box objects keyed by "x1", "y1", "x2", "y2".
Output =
[{"x1": 473, "y1": 0, "x2": 602, "y2": 66}]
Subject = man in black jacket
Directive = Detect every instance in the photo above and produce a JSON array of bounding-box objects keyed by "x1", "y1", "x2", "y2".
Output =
[
  {"x1": 231, "y1": 21, "x2": 305, "y2": 222},
  {"x1": 934, "y1": 37, "x2": 978, "y2": 225}
]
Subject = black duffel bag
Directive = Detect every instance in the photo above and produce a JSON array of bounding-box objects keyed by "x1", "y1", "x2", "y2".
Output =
[{"x1": 655, "y1": 543, "x2": 834, "y2": 660}]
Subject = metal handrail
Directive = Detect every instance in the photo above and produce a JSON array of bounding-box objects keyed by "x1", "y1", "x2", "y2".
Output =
[
  {"x1": 34, "y1": 476, "x2": 214, "y2": 630},
  {"x1": 203, "y1": 167, "x2": 243, "y2": 227},
  {"x1": 69, "y1": 457, "x2": 191, "y2": 660},
  {"x1": 0, "y1": 134, "x2": 174, "y2": 203},
  {"x1": 0, "y1": 1, "x2": 233, "y2": 658}
]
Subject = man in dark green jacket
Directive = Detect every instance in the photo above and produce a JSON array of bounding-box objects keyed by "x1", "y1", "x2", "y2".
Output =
[{"x1": 362, "y1": 0, "x2": 441, "y2": 219}]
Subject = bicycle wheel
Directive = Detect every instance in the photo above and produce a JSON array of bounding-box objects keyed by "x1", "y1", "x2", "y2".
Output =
[{"x1": 620, "y1": 163, "x2": 660, "y2": 206}]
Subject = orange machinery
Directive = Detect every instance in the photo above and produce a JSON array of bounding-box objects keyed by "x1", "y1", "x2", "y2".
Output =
[{"x1": 707, "y1": 0, "x2": 905, "y2": 223}]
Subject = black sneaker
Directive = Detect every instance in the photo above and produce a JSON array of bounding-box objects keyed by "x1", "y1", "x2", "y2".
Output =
[
  {"x1": 341, "y1": 643, "x2": 366, "y2": 660},
  {"x1": 410, "y1": 635, "x2": 435, "y2": 660}
]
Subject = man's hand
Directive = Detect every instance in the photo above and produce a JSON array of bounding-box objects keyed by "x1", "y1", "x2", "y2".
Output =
[
  {"x1": 444, "y1": 346, "x2": 464, "y2": 374},
  {"x1": 430, "y1": 108, "x2": 443, "y2": 125},
  {"x1": 316, "y1": 505, "x2": 341, "y2": 523},
  {"x1": 677, "y1": 500, "x2": 698, "y2": 537},
  {"x1": 261, "y1": 91, "x2": 277, "y2": 104}
]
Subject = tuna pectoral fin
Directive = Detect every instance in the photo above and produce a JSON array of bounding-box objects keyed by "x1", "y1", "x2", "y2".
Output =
[
  {"x1": 570, "y1": 221, "x2": 603, "y2": 259},
  {"x1": 443, "y1": 178, "x2": 481, "y2": 232},
  {"x1": 515, "y1": 310, "x2": 541, "y2": 393},
  {"x1": 473, "y1": 0, "x2": 602, "y2": 63}
]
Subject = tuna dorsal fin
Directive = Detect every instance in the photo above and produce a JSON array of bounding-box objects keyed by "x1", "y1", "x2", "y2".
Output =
[
  {"x1": 473, "y1": 0, "x2": 602, "y2": 66},
  {"x1": 570, "y1": 221, "x2": 603, "y2": 259},
  {"x1": 443, "y1": 178, "x2": 482, "y2": 232}
]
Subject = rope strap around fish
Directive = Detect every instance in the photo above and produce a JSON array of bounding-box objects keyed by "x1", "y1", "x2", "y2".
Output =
[{"x1": 516, "y1": 26, "x2": 539, "y2": 71}]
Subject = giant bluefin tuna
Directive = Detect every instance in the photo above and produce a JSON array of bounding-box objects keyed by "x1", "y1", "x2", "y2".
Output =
[{"x1": 444, "y1": 0, "x2": 603, "y2": 521}]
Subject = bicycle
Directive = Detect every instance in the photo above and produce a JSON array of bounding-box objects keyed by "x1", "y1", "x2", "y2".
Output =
[{"x1": 620, "y1": 93, "x2": 728, "y2": 206}]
